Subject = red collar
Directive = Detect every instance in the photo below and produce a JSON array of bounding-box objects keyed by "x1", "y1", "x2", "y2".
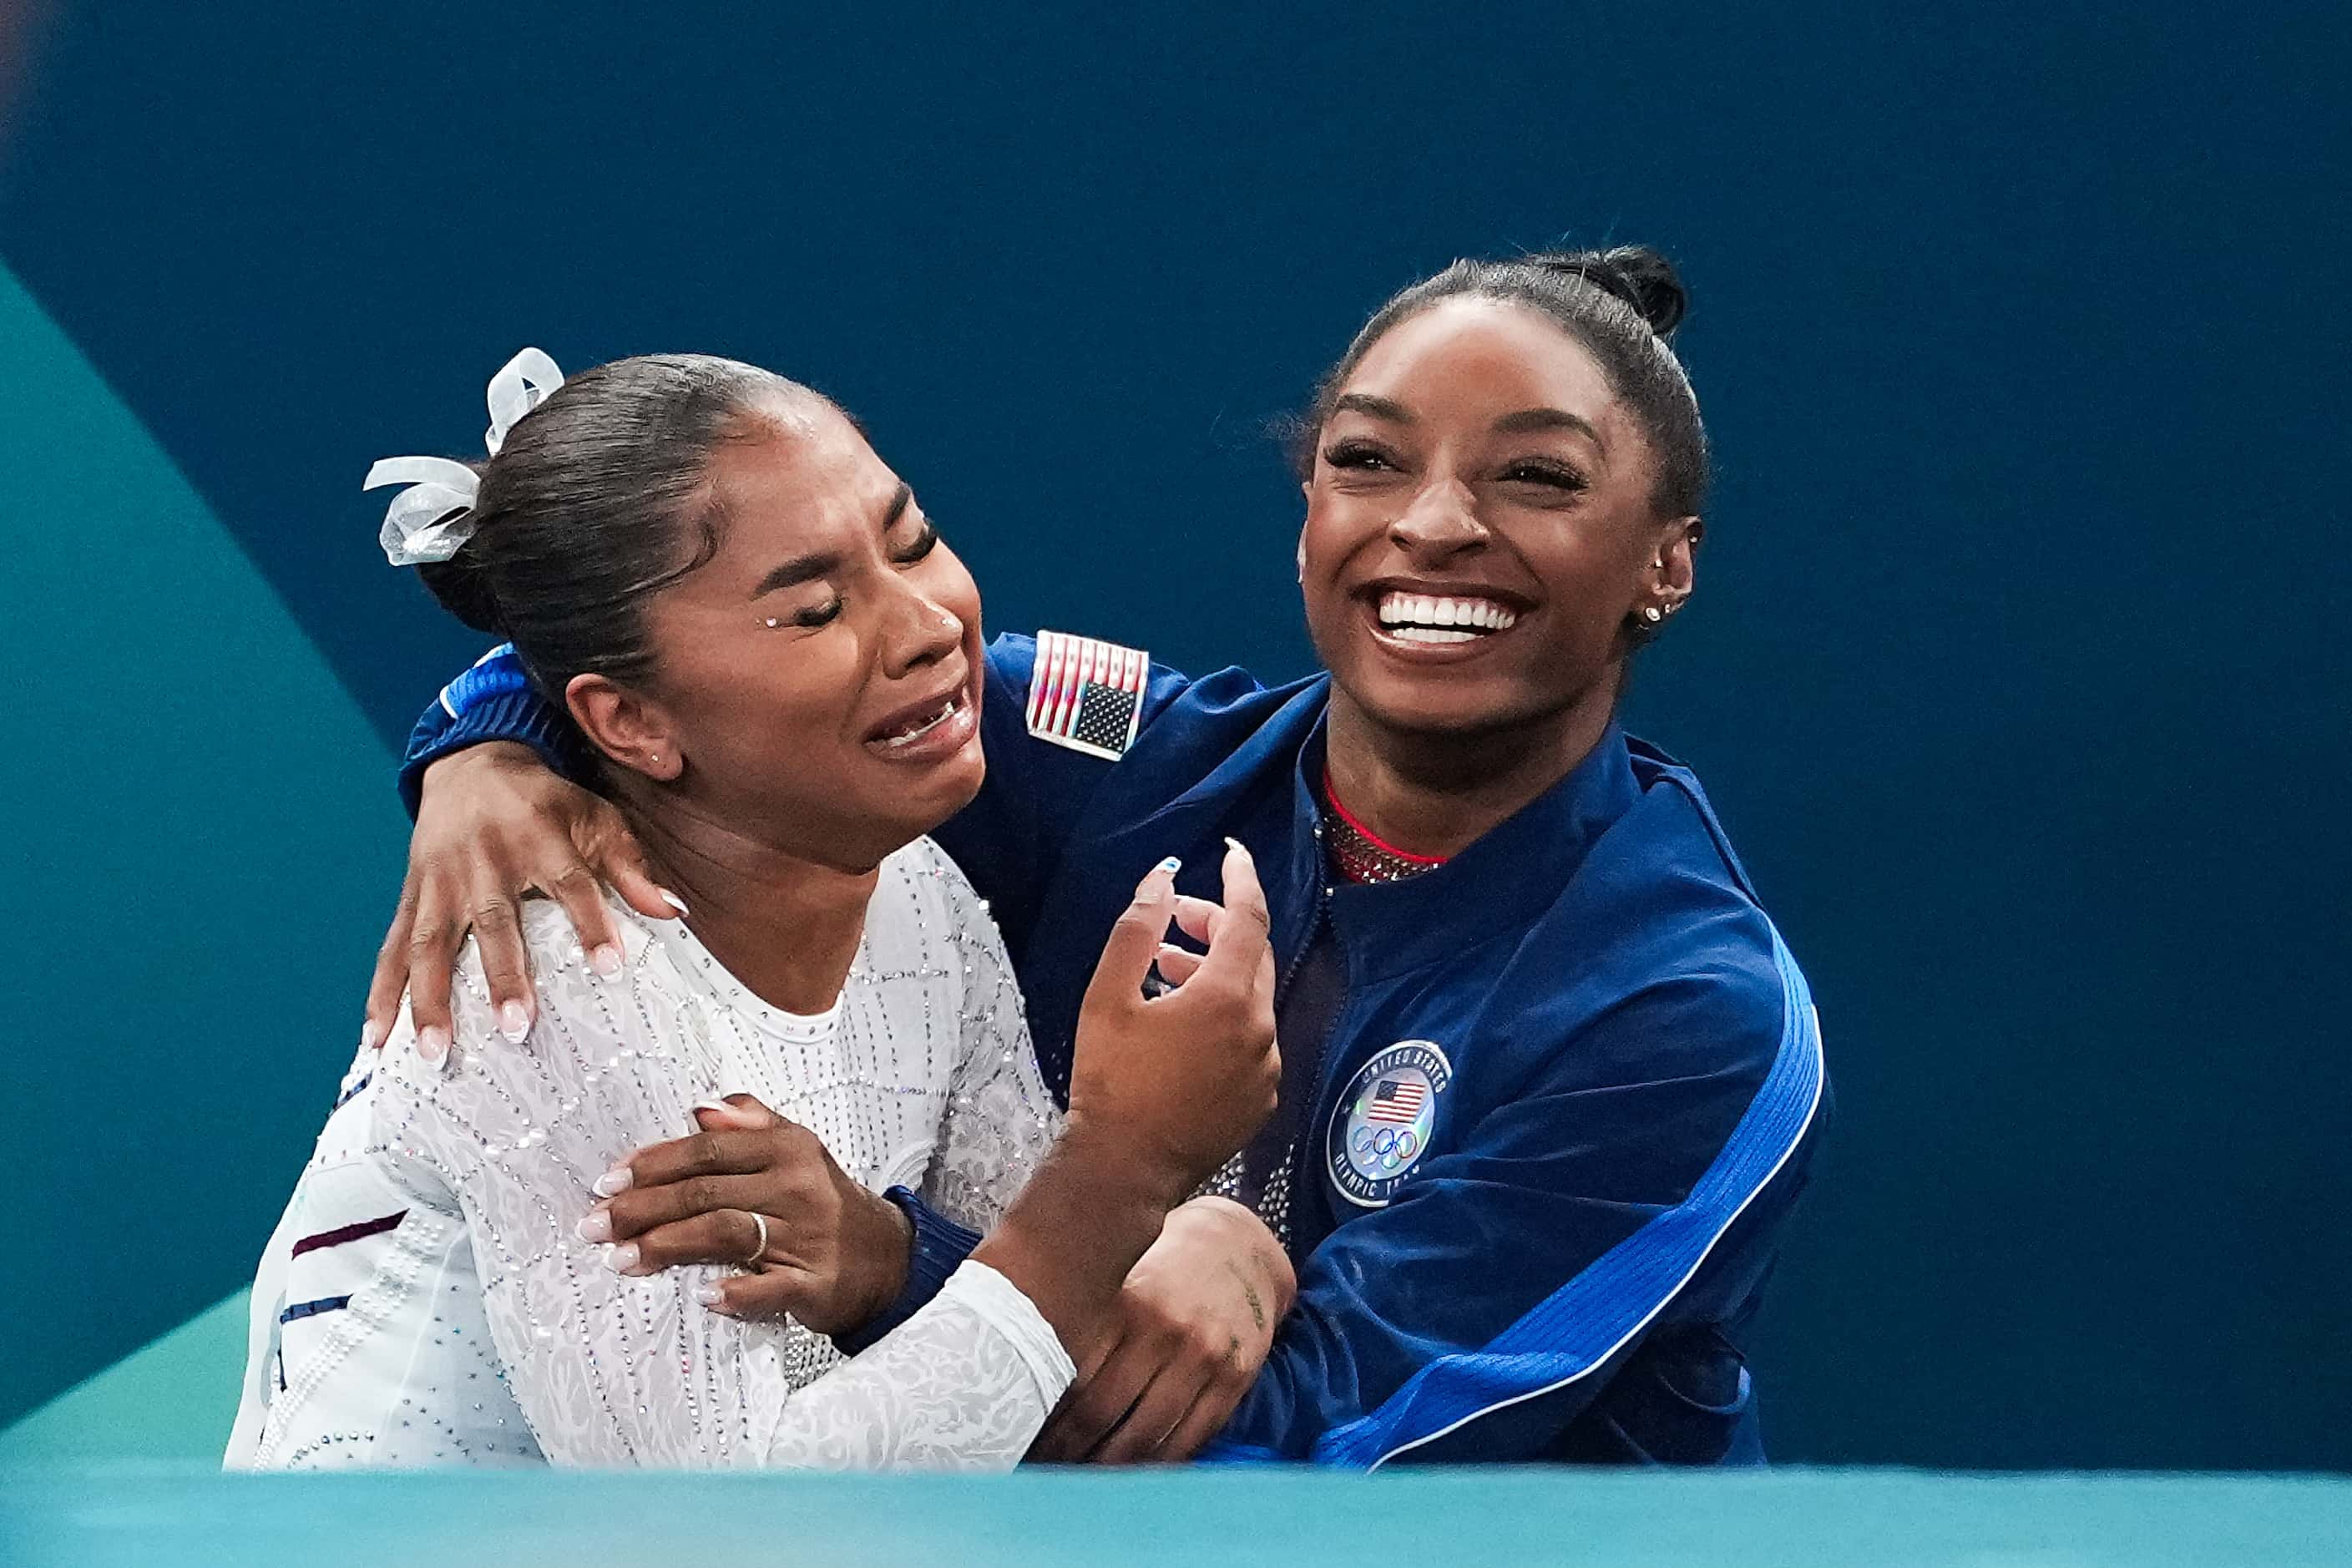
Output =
[{"x1": 1322, "y1": 771, "x2": 1448, "y2": 884}]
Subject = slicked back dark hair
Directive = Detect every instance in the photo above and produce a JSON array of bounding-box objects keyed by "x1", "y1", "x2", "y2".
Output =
[
  {"x1": 1303, "y1": 245, "x2": 1708, "y2": 518},
  {"x1": 415, "y1": 352, "x2": 812, "y2": 693}
]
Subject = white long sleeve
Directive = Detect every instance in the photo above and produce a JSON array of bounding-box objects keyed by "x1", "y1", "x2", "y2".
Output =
[{"x1": 233, "y1": 839, "x2": 1068, "y2": 1469}]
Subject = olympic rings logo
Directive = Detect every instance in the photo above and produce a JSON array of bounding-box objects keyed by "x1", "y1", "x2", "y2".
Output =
[{"x1": 1348, "y1": 1123, "x2": 1420, "y2": 1171}]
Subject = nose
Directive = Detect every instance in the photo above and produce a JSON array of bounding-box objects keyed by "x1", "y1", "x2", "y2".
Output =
[
  {"x1": 879, "y1": 576, "x2": 964, "y2": 681},
  {"x1": 1388, "y1": 474, "x2": 1489, "y2": 565}
]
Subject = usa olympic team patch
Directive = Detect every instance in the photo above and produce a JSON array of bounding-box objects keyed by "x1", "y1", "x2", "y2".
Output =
[
  {"x1": 1026, "y1": 630, "x2": 1149, "y2": 760},
  {"x1": 1328, "y1": 1041, "x2": 1453, "y2": 1207}
]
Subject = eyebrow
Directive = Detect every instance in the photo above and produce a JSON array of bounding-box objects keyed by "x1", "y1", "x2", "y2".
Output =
[
  {"x1": 1491, "y1": 407, "x2": 1603, "y2": 444},
  {"x1": 751, "y1": 483, "x2": 914, "y2": 598},
  {"x1": 1331, "y1": 392, "x2": 1414, "y2": 423}
]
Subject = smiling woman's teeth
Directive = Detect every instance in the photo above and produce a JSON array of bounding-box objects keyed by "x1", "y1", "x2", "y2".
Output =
[{"x1": 1376, "y1": 591, "x2": 1518, "y2": 643}]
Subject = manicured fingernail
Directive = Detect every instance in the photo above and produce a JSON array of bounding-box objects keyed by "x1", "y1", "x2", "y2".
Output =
[
  {"x1": 361, "y1": 1019, "x2": 385, "y2": 1053},
  {"x1": 574, "y1": 1207, "x2": 613, "y2": 1243},
  {"x1": 1224, "y1": 837, "x2": 1249, "y2": 857},
  {"x1": 590, "y1": 943, "x2": 623, "y2": 978},
  {"x1": 694, "y1": 1283, "x2": 726, "y2": 1308},
  {"x1": 498, "y1": 1001, "x2": 531, "y2": 1043},
  {"x1": 593, "y1": 1166, "x2": 634, "y2": 1197},
  {"x1": 417, "y1": 1024, "x2": 450, "y2": 1064},
  {"x1": 1157, "y1": 857, "x2": 1181, "y2": 874},
  {"x1": 658, "y1": 889, "x2": 690, "y2": 916},
  {"x1": 604, "y1": 1242, "x2": 641, "y2": 1274}
]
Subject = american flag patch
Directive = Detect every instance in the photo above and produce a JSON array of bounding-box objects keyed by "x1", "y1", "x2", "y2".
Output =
[
  {"x1": 1026, "y1": 630, "x2": 1149, "y2": 761},
  {"x1": 1366, "y1": 1078, "x2": 1428, "y2": 1124}
]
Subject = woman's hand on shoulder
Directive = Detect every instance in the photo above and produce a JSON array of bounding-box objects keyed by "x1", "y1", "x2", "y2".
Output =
[{"x1": 363, "y1": 741, "x2": 675, "y2": 1063}]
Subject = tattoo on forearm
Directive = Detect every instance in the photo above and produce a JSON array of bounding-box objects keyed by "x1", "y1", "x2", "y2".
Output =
[{"x1": 1225, "y1": 1333, "x2": 1242, "y2": 1371}]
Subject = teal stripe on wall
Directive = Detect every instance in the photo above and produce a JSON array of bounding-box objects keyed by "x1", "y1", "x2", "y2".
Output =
[
  {"x1": 0, "y1": 1293, "x2": 245, "y2": 1462},
  {"x1": 0, "y1": 265, "x2": 402, "y2": 1425}
]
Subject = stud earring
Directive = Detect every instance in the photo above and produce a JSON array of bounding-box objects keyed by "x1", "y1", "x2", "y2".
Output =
[{"x1": 1641, "y1": 606, "x2": 1662, "y2": 624}]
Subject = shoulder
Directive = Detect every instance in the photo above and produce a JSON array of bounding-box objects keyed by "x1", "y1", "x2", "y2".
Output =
[
  {"x1": 1508, "y1": 753, "x2": 1818, "y2": 1095},
  {"x1": 984, "y1": 630, "x2": 1312, "y2": 765},
  {"x1": 875, "y1": 836, "x2": 982, "y2": 918},
  {"x1": 388, "y1": 893, "x2": 690, "y2": 1113},
  {"x1": 374, "y1": 895, "x2": 695, "y2": 1196},
  {"x1": 866, "y1": 842, "x2": 1029, "y2": 1057},
  {"x1": 1618, "y1": 735, "x2": 1767, "y2": 902},
  {"x1": 1483, "y1": 883, "x2": 1820, "y2": 1195},
  {"x1": 873, "y1": 837, "x2": 1008, "y2": 965},
  {"x1": 445, "y1": 893, "x2": 680, "y2": 1024}
]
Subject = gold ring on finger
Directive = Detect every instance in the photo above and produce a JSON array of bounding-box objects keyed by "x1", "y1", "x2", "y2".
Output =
[{"x1": 741, "y1": 1210, "x2": 770, "y2": 1271}]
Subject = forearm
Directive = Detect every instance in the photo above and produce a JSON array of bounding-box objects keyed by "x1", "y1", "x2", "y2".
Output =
[
  {"x1": 398, "y1": 645, "x2": 594, "y2": 816},
  {"x1": 830, "y1": 1189, "x2": 979, "y2": 1354},
  {"x1": 763, "y1": 1262, "x2": 1073, "y2": 1469},
  {"x1": 970, "y1": 1118, "x2": 1190, "y2": 1373}
]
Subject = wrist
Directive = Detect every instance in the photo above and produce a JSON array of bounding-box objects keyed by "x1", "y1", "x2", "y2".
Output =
[
  {"x1": 470, "y1": 740, "x2": 550, "y2": 776},
  {"x1": 853, "y1": 1185, "x2": 916, "y2": 1324},
  {"x1": 972, "y1": 1123, "x2": 1184, "y2": 1370},
  {"x1": 829, "y1": 1190, "x2": 978, "y2": 1356},
  {"x1": 423, "y1": 739, "x2": 541, "y2": 792},
  {"x1": 1168, "y1": 1192, "x2": 1297, "y2": 1318},
  {"x1": 1055, "y1": 1111, "x2": 1198, "y2": 1216}
]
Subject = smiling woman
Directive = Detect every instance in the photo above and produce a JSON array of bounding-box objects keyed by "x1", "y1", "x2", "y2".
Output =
[{"x1": 1299, "y1": 252, "x2": 1707, "y2": 858}]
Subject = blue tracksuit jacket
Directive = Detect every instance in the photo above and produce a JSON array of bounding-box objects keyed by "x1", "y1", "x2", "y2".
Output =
[{"x1": 401, "y1": 632, "x2": 1827, "y2": 1467}]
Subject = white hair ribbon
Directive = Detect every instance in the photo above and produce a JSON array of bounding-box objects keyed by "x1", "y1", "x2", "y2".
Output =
[
  {"x1": 484, "y1": 346, "x2": 563, "y2": 456},
  {"x1": 365, "y1": 347, "x2": 566, "y2": 566}
]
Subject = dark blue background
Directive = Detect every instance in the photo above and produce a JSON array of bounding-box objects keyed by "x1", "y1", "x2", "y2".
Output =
[{"x1": 3, "y1": 2, "x2": 2346, "y2": 1468}]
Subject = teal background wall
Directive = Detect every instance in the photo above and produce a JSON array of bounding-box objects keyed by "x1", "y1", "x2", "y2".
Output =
[{"x1": 2, "y1": 3, "x2": 2345, "y2": 1469}]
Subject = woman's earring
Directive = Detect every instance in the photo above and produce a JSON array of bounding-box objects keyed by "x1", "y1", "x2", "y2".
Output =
[{"x1": 1641, "y1": 606, "x2": 1663, "y2": 624}]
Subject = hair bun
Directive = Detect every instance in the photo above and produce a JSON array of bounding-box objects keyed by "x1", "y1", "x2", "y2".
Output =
[
  {"x1": 1528, "y1": 245, "x2": 1687, "y2": 336},
  {"x1": 415, "y1": 533, "x2": 508, "y2": 635}
]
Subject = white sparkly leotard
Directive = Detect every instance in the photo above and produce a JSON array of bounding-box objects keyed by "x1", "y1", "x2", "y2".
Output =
[{"x1": 226, "y1": 837, "x2": 1065, "y2": 1469}]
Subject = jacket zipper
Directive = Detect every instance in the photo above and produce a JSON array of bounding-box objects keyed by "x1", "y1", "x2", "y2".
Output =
[{"x1": 1265, "y1": 819, "x2": 1345, "y2": 1201}]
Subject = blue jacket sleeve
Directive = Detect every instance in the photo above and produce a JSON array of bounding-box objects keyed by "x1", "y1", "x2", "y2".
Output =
[
  {"x1": 400, "y1": 633, "x2": 1205, "y2": 917},
  {"x1": 1206, "y1": 940, "x2": 1826, "y2": 1468},
  {"x1": 397, "y1": 645, "x2": 594, "y2": 817},
  {"x1": 928, "y1": 633, "x2": 1203, "y2": 970},
  {"x1": 827, "y1": 1187, "x2": 984, "y2": 1355}
]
